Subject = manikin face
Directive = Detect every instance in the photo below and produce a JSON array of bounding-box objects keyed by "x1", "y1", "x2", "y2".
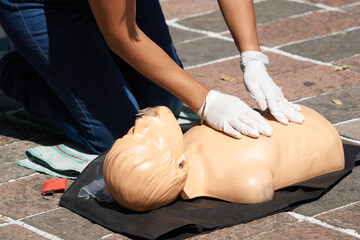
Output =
[
  {"x1": 103, "y1": 106, "x2": 188, "y2": 211},
  {"x1": 128, "y1": 106, "x2": 185, "y2": 160}
]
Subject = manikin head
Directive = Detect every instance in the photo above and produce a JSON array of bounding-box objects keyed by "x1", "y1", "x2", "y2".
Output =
[{"x1": 103, "y1": 106, "x2": 188, "y2": 211}]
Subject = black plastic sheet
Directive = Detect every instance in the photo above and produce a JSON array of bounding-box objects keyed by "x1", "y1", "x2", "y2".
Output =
[{"x1": 60, "y1": 144, "x2": 360, "y2": 239}]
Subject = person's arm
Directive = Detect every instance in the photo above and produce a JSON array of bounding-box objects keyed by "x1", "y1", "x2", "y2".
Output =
[
  {"x1": 88, "y1": 0, "x2": 273, "y2": 138},
  {"x1": 218, "y1": 0, "x2": 260, "y2": 52},
  {"x1": 218, "y1": 0, "x2": 304, "y2": 125},
  {"x1": 88, "y1": 0, "x2": 209, "y2": 112}
]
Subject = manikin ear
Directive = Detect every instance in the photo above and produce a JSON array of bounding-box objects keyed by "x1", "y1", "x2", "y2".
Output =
[{"x1": 177, "y1": 154, "x2": 188, "y2": 174}]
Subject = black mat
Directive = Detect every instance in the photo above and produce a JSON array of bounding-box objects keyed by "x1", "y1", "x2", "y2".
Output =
[{"x1": 60, "y1": 144, "x2": 360, "y2": 239}]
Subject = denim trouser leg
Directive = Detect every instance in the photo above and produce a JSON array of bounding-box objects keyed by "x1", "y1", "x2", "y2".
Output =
[{"x1": 0, "y1": 0, "x2": 183, "y2": 153}]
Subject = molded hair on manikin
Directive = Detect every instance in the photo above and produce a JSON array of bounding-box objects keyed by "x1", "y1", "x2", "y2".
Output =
[{"x1": 136, "y1": 107, "x2": 159, "y2": 117}]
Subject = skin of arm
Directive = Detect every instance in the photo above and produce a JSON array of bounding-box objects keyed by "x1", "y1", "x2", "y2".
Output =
[
  {"x1": 217, "y1": 0, "x2": 261, "y2": 52},
  {"x1": 88, "y1": 0, "x2": 209, "y2": 113}
]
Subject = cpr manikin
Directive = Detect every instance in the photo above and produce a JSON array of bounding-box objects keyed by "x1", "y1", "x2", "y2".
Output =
[{"x1": 104, "y1": 106, "x2": 344, "y2": 211}]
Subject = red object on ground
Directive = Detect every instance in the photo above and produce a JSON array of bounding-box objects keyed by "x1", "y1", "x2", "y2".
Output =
[{"x1": 42, "y1": 178, "x2": 67, "y2": 194}]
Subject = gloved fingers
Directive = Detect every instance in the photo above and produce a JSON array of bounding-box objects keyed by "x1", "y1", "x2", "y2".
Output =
[
  {"x1": 248, "y1": 86, "x2": 267, "y2": 111},
  {"x1": 223, "y1": 123, "x2": 243, "y2": 139},
  {"x1": 244, "y1": 76, "x2": 267, "y2": 111},
  {"x1": 254, "y1": 94, "x2": 267, "y2": 112},
  {"x1": 279, "y1": 100, "x2": 305, "y2": 124},
  {"x1": 289, "y1": 102, "x2": 302, "y2": 112},
  {"x1": 267, "y1": 97, "x2": 289, "y2": 125},
  {"x1": 242, "y1": 109, "x2": 273, "y2": 136},
  {"x1": 229, "y1": 119, "x2": 259, "y2": 138}
]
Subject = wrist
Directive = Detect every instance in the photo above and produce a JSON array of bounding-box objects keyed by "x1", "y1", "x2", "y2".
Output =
[
  {"x1": 240, "y1": 51, "x2": 269, "y2": 71},
  {"x1": 197, "y1": 90, "x2": 221, "y2": 120}
]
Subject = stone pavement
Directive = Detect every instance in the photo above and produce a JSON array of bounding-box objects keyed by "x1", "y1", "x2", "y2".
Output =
[{"x1": 0, "y1": 0, "x2": 360, "y2": 239}]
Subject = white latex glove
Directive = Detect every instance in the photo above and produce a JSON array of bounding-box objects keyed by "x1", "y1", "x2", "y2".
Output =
[
  {"x1": 241, "y1": 51, "x2": 304, "y2": 125},
  {"x1": 197, "y1": 90, "x2": 273, "y2": 138}
]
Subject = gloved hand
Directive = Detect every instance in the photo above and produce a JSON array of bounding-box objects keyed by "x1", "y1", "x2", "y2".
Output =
[
  {"x1": 241, "y1": 51, "x2": 304, "y2": 125},
  {"x1": 197, "y1": 90, "x2": 273, "y2": 138}
]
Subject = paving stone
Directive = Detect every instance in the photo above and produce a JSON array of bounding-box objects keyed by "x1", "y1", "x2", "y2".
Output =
[
  {"x1": 318, "y1": 202, "x2": 360, "y2": 232},
  {"x1": 101, "y1": 233, "x2": 131, "y2": 240},
  {"x1": 316, "y1": 202, "x2": 360, "y2": 233},
  {"x1": 177, "y1": 0, "x2": 319, "y2": 33},
  {"x1": 188, "y1": 213, "x2": 297, "y2": 239},
  {"x1": 186, "y1": 56, "x2": 255, "y2": 106},
  {"x1": 0, "y1": 141, "x2": 40, "y2": 183},
  {"x1": 177, "y1": 10, "x2": 227, "y2": 33},
  {"x1": 296, "y1": 86, "x2": 360, "y2": 124},
  {"x1": 266, "y1": 52, "x2": 314, "y2": 75},
  {"x1": 0, "y1": 215, "x2": 8, "y2": 223},
  {"x1": 343, "y1": 3, "x2": 360, "y2": 15},
  {"x1": 258, "y1": 11, "x2": 360, "y2": 46},
  {"x1": 273, "y1": 66, "x2": 360, "y2": 103},
  {"x1": 334, "y1": 54, "x2": 360, "y2": 73},
  {"x1": 176, "y1": 37, "x2": 238, "y2": 67},
  {"x1": 169, "y1": 26, "x2": 205, "y2": 46},
  {"x1": 160, "y1": 0, "x2": 219, "y2": 20},
  {"x1": 23, "y1": 208, "x2": 112, "y2": 240},
  {"x1": 186, "y1": 51, "x2": 315, "y2": 102},
  {"x1": 294, "y1": 165, "x2": 360, "y2": 216},
  {"x1": 309, "y1": 0, "x2": 359, "y2": 7},
  {"x1": 280, "y1": 29, "x2": 360, "y2": 62},
  {"x1": 0, "y1": 91, "x2": 23, "y2": 112},
  {"x1": 335, "y1": 120, "x2": 360, "y2": 141},
  {"x1": 0, "y1": 134, "x2": 17, "y2": 146},
  {"x1": 254, "y1": 0, "x2": 319, "y2": 24},
  {"x1": 0, "y1": 174, "x2": 73, "y2": 219},
  {"x1": 0, "y1": 224, "x2": 47, "y2": 240},
  {"x1": 186, "y1": 52, "x2": 360, "y2": 104},
  {"x1": 249, "y1": 221, "x2": 357, "y2": 240}
]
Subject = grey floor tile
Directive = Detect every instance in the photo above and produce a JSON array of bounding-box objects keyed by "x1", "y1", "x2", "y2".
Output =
[
  {"x1": 0, "y1": 156, "x2": 35, "y2": 184},
  {"x1": 169, "y1": 26, "x2": 206, "y2": 45},
  {"x1": 281, "y1": 29, "x2": 360, "y2": 62},
  {"x1": 296, "y1": 86, "x2": 360, "y2": 124},
  {"x1": 294, "y1": 164, "x2": 360, "y2": 216},
  {"x1": 23, "y1": 208, "x2": 112, "y2": 240},
  {"x1": 177, "y1": 0, "x2": 320, "y2": 33},
  {"x1": 177, "y1": 10, "x2": 228, "y2": 33},
  {"x1": 335, "y1": 120, "x2": 360, "y2": 141},
  {"x1": 254, "y1": 0, "x2": 320, "y2": 24},
  {"x1": 0, "y1": 141, "x2": 39, "y2": 183},
  {"x1": 176, "y1": 37, "x2": 238, "y2": 67}
]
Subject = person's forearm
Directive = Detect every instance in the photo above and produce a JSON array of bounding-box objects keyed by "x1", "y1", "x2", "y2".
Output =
[
  {"x1": 108, "y1": 29, "x2": 209, "y2": 112},
  {"x1": 89, "y1": 0, "x2": 209, "y2": 113},
  {"x1": 218, "y1": 0, "x2": 260, "y2": 52}
]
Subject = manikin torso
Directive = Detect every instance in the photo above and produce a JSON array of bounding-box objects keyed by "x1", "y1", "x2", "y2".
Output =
[{"x1": 181, "y1": 106, "x2": 344, "y2": 204}]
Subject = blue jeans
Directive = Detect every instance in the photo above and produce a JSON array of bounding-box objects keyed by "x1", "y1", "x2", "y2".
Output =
[{"x1": 0, "y1": 0, "x2": 183, "y2": 153}]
